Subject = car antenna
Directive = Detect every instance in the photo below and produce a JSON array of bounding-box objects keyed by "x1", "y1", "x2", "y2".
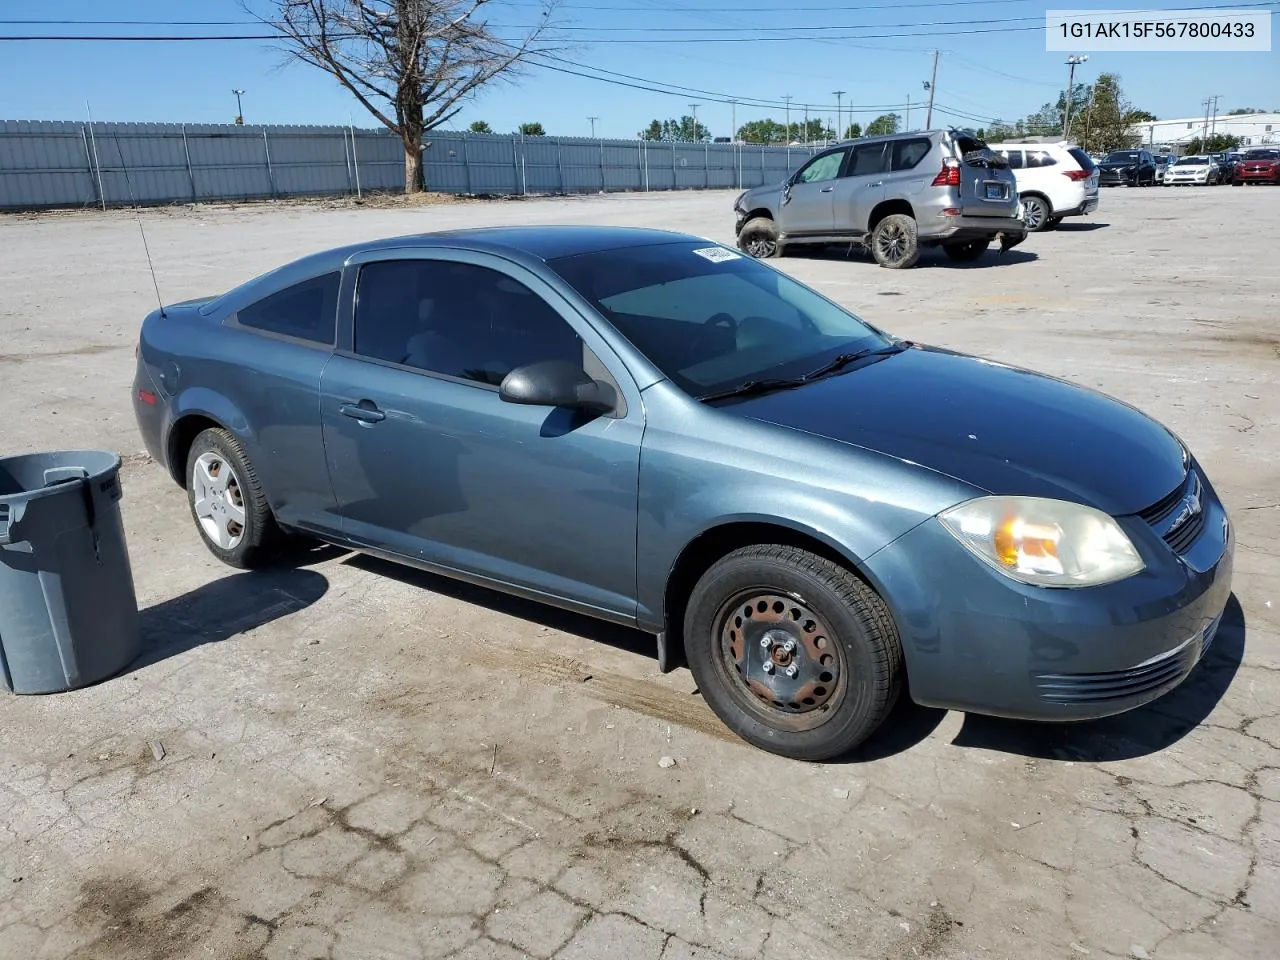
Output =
[{"x1": 104, "y1": 122, "x2": 166, "y2": 318}]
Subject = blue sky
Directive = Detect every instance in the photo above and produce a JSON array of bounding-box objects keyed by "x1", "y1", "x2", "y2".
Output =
[{"x1": 0, "y1": 1, "x2": 1275, "y2": 137}]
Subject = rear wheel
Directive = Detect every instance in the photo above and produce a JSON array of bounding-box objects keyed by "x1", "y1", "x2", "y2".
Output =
[
  {"x1": 683, "y1": 545, "x2": 903, "y2": 760},
  {"x1": 942, "y1": 239, "x2": 989, "y2": 263},
  {"x1": 737, "y1": 217, "x2": 780, "y2": 259},
  {"x1": 1020, "y1": 194, "x2": 1051, "y2": 232},
  {"x1": 869, "y1": 214, "x2": 919, "y2": 269},
  {"x1": 186, "y1": 428, "x2": 283, "y2": 569}
]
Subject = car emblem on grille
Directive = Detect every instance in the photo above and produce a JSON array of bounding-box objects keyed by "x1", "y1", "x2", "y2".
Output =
[{"x1": 1166, "y1": 475, "x2": 1203, "y2": 537}]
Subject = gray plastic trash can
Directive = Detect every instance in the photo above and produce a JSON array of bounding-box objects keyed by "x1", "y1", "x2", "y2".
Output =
[{"x1": 0, "y1": 450, "x2": 141, "y2": 694}]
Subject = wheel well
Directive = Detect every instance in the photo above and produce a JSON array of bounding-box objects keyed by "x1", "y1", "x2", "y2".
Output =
[
  {"x1": 742, "y1": 209, "x2": 774, "y2": 226},
  {"x1": 867, "y1": 199, "x2": 914, "y2": 233},
  {"x1": 166, "y1": 414, "x2": 222, "y2": 486},
  {"x1": 662, "y1": 522, "x2": 866, "y2": 666},
  {"x1": 1020, "y1": 190, "x2": 1052, "y2": 213}
]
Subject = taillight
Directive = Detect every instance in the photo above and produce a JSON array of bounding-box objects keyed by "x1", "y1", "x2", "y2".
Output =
[
  {"x1": 932, "y1": 158, "x2": 962, "y2": 187},
  {"x1": 1063, "y1": 169, "x2": 1090, "y2": 181}
]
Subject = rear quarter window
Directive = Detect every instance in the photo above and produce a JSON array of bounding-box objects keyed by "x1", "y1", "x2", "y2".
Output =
[
  {"x1": 1067, "y1": 148, "x2": 1096, "y2": 172},
  {"x1": 233, "y1": 272, "x2": 340, "y2": 345}
]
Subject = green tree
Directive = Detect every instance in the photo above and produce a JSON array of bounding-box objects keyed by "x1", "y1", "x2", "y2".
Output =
[
  {"x1": 1023, "y1": 102, "x2": 1061, "y2": 137},
  {"x1": 844, "y1": 122, "x2": 862, "y2": 139},
  {"x1": 1127, "y1": 110, "x2": 1157, "y2": 122},
  {"x1": 1074, "y1": 73, "x2": 1144, "y2": 153},
  {"x1": 1184, "y1": 134, "x2": 1242, "y2": 153},
  {"x1": 1227, "y1": 108, "x2": 1266, "y2": 115},
  {"x1": 639, "y1": 120, "x2": 663, "y2": 140},
  {"x1": 984, "y1": 120, "x2": 1018, "y2": 142},
  {"x1": 517, "y1": 121, "x2": 545, "y2": 136},
  {"x1": 865, "y1": 113, "x2": 900, "y2": 137},
  {"x1": 785, "y1": 119, "x2": 833, "y2": 143},
  {"x1": 737, "y1": 119, "x2": 788, "y2": 143},
  {"x1": 644, "y1": 116, "x2": 710, "y2": 142},
  {"x1": 468, "y1": 120, "x2": 493, "y2": 134}
]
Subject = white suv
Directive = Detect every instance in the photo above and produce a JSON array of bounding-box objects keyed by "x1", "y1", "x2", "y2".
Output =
[{"x1": 987, "y1": 141, "x2": 1100, "y2": 232}]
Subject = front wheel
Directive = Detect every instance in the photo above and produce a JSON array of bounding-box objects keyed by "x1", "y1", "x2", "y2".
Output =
[
  {"x1": 1020, "y1": 194, "x2": 1051, "y2": 232},
  {"x1": 683, "y1": 545, "x2": 903, "y2": 760},
  {"x1": 186, "y1": 427, "x2": 284, "y2": 568},
  {"x1": 869, "y1": 214, "x2": 919, "y2": 269},
  {"x1": 737, "y1": 217, "x2": 780, "y2": 259},
  {"x1": 942, "y1": 239, "x2": 990, "y2": 263}
]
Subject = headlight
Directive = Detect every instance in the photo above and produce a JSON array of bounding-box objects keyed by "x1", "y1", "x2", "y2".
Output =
[{"x1": 938, "y1": 496, "x2": 1145, "y2": 588}]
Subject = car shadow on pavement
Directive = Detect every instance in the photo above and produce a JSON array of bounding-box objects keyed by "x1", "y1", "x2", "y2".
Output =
[
  {"x1": 947, "y1": 593, "x2": 1246, "y2": 762},
  {"x1": 343, "y1": 554, "x2": 658, "y2": 660},
  {"x1": 1052, "y1": 221, "x2": 1110, "y2": 232},
  {"x1": 131, "y1": 567, "x2": 330, "y2": 670}
]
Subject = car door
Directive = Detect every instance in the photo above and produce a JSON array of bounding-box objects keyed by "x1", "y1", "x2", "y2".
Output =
[
  {"x1": 318, "y1": 249, "x2": 645, "y2": 621},
  {"x1": 829, "y1": 140, "x2": 894, "y2": 235},
  {"x1": 777, "y1": 148, "x2": 848, "y2": 236}
]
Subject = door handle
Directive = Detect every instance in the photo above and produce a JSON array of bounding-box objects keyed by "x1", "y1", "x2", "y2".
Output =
[
  {"x1": 340, "y1": 401, "x2": 386, "y2": 424},
  {"x1": 869, "y1": 181, "x2": 884, "y2": 187},
  {"x1": 821, "y1": 186, "x2": 834, "y2": 192}
]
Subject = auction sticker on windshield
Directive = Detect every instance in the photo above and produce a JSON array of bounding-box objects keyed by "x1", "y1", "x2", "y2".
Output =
[
  {"x1": 693, "y1": 246, "x2": 742, "y2": 263},
  {"x1": 1046, "y1": 9, "x2": 1271, "y2": 51}
]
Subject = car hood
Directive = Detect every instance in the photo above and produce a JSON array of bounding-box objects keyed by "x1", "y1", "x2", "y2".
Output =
[
  {"x1": 1099, "y1": 160, "x2": 1139, "y2": 169},
  {"x1": 724, "y1": 345, "x2": 1186, "y2": 516},
  {"x1": 736, "y1": 182, "x2": 784, "y2": 212}
]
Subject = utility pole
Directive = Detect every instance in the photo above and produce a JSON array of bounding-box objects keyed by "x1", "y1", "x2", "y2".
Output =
[
  {"x1": 803, "y1": 104, "x2": 810, "y2": 145},
  {"x1": 688, "y1": 103, "x2": 701, "y2": 140},
  {"x1": 232, "y1": 89, "x2": 245, "y2": 125},
  {"x1": 782, "y1": 94, "x2": 793, "y2": 144},
  {"x1": 587, "y1": 116, "x2": 598, "y2": 138},
  {"x1": 1209, "y1": 95, "x2": 1221, "y2": 138},
  {"x1": 833, "y1": 90, "x2": 845, "y2": 141},
  {"x1": 729, "y1": 99, "x2": 737, "y2": 143},
  {"x1": 905, "y1": 95, "x2": 911, "y2": 132},
  {"x1": 1201, "y1": 98, "x2": 1211, "y2": 147},
  {"x1": 924, "y1": 50, "x2": 939, "y2": 128},
  {"x1": 1062, "y1": 54, "x2": 1088, "y2": 138}
]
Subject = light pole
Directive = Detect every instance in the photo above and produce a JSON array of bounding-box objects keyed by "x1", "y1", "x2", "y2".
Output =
[
  {"x1": 1062, "y1": 54, "x2": 1088, "y2": 139},
  {"x1": 729, "y1": 98, "x2": 737, "y2": 143},
  {"x1": 587, "y1": 116, "x2": 598, "y2": 138},
  {"x1": 832, "y1": 90, "x2": 845, "y2": 140},
  {"x1": 923, "y1": 49, "x2": 940, "y2": 127},
  {"x1": 905, "y1": 94, "x2": 911, "y2": 132},
  {"x1": 688, "y1": 103, "x2": 701, "y2": 140},
  {"x1": 232, "y1": 89, "x2": 245, "y2": 125},
  {"x1": 782, "y1": 94, "x2": 793, "y2": 144}
]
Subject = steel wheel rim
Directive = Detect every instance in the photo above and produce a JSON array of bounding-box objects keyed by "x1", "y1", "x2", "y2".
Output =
[
  {"x1": 192, "y1": 451, "x2": 246, "y2": 551},
  {"x1": 713, "y1": 590, "x2": 846, "y2": 731},
  {"x1": 1024, "y1": 198, "x2": 1045, "y2": 229},
  {"x1": 875, "y1": 223, "x2": 909, "y2": 263},
  {"x1": 744, "y1": 234, "x2": 776, "y2": 258}
]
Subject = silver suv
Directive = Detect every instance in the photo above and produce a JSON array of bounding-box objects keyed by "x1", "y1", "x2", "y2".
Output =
[{"x1": 732, "y1": 129, "x2": 1026, "y2": 268}]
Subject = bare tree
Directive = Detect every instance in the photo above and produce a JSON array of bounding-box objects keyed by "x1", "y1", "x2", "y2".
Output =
[{"x1": 260, "y1": 0, "x2": 557, "y2": 192}]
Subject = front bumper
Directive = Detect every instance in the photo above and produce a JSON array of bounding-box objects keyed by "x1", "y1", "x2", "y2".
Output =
[
  {"x1": 862, "y1": 468, "x2": 1234, "y2": 721},
  {"x1": 1236, "y1": 170, "x2": 1280, "y2": 183},
  {"x1": 1167, "y1": 172, "x2": 1211, "y2": 185}
]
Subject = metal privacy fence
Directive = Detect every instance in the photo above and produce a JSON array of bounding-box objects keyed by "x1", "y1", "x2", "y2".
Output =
[{"x1": 0, "y1": 120, "x2": 816, "y2": 211}]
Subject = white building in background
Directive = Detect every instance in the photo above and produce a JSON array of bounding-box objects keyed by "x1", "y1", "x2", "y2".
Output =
[{"x1": 1129, "y1": 112, "x2": 1280, "y2": 152}]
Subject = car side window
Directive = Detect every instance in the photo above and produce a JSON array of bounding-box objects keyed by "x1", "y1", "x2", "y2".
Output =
[
  {"x1": 235, "y1": 272, "x2": 339, "y2": 344},
  {"x1": 1025, "y1": 150, "x2": 1057, "y2": 168},
  {"x1": 354, "y1": 259, "x2": 583, "y2": 387},
  {"x1": 795, "y1": 150, "x2": 846, "y2": 184},
  {"x1": 890, "y1": 138, "x2": 932, "y2": 171},
  {"x1": 1004, "y1": 150, "x2": 1024, "y2": 169},
  {"x1": 845, "y1": 142, "x2": 889, "y2": 176}
]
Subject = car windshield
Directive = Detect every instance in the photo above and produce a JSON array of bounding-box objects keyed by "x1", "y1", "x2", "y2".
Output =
[
  {"x1": 546, "y1": 241, "x2": 890, "y2": 399},
  {"x1": 1105, "y1": 151, "x2": 1141, "y2": 162},
  {"x1": 1175, "y1": 156, "x2": 1207, "y2": 166},
  {"x1": 1249, "y1": 150, "x2": 1279, "y2": 160}
]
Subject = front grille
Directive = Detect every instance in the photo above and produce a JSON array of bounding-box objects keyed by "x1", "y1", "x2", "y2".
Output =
[
  {"x1": 1034, "y1": 641, "x2": 1197, "y2": 704},
  {"x1": 1136, "y1": 468, "x2": 1205, "y2": 556}
]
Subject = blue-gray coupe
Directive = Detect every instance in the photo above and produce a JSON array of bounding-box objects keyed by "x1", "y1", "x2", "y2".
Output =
[{"x1": 132, "y1": 226, "x2": 1233, "y2": 759}]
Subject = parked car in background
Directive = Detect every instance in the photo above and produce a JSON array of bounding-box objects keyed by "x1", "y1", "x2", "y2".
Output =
[
  {"x1": 1153, "y1": 154, "x2": 1174, "y2": 183},
  {"x1": 988, "y1": 141, "x2": 1099, "y2": 231},
  {"x1": 1212, "y1": 153, "x2": 1239, "y2": 182},
  {"x1": 732, "y1": 128, "x2": 1026, "y2": 268},
  {"x1": 130, "y1": 225, "x2": 1234, "y2": 761},
  {"x1": 1097, "y1": 149, "x2": 1158, "y2": 186},
  {"x1": 1164, "y1": 155, "x2": 1222, "y2": 186},
  {"x1": 1232, "y1": 149, "x2": 1280, "y2": 184}
]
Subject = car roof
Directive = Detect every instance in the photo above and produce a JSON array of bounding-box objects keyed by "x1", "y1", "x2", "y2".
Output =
[{"x1": 197, "y1": 225, "x2": 705, "y2": 316}]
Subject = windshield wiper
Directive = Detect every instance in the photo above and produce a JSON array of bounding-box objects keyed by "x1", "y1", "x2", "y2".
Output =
[{"x1": 699, "y1": 340, "x2": 911, "y2": 403}]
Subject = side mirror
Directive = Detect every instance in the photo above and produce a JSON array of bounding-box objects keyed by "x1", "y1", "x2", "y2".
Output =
[{"x1": 499, "y1": 360, "x2": 616, "y2": 414}]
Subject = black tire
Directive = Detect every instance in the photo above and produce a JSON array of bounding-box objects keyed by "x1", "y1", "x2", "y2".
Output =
[
  {"x1": 186, "y1": 427, "x2": 283, "y2": 569},
  {"x1": 683, "y1": 544, "x2": 903, "y2": 760},
  {"x1": 1020, "y1": 194, "x2": 1051, "y2": 232},
  {"x1": 737, "y1": 217, "x2": 780, "y2": 259},
  {"x1": 942, "y1": 239, "x2": 989, "y2": 263},
  {"x1": 869, "y1": 214, "x2": 919, "y2": 269}
]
